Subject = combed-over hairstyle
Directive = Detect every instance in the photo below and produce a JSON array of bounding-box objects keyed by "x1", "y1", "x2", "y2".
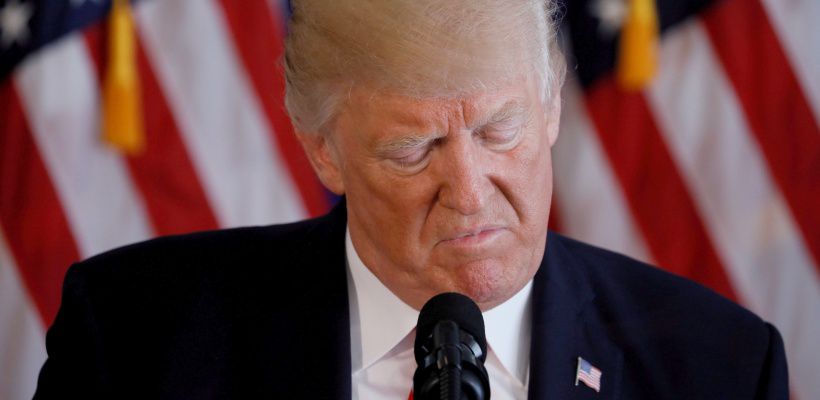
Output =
[{"x1": 284, "y1": 0, "x2": 565, "y2": 134}]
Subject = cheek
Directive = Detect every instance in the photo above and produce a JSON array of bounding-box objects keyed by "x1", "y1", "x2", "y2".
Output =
[
  {"x1": 358, "y1": 170, "x2": 438, "y2": 226},
  {"x1": 497, "y1": 134, "x2": 554, "y2": 223},
  {"x1": 345, "y1": 161, "x2": 440, "y2": 256}
]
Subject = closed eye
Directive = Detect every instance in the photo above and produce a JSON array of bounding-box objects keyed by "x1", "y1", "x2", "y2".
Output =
[
  {"x1": 477, "y1": 122, "x2": 523, "y2": 151},
  {"x1": 375, "y1": 134, "x2": 440, "y2": 173},
  {"x1": 392, "y1": 147, "x2": 431, "y2": 169}
]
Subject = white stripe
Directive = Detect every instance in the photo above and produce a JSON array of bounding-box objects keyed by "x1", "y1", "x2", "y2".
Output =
[
  {"x1": 14, "y1": 35, "x2": 154, "y2": 257},
  {"x1": 0, "y1": 231, "x2": 47, "y2": 400},
  {"x1": 760, "y1": 0, "x2": 820, "y2": 124},
  {"x1": 647, "y1": 21, "x2": 820, "y2": 400},
  {"x1": 135, "y1": 0, "x2": 306, "y2": 227},
  {"x1": 554, "y1": 77, "x2": 653, "y2": 264}
]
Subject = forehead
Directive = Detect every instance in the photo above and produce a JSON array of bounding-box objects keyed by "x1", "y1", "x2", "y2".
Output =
[{"x1": 338, "y1": 81, "x2": 537, "y2": 134}]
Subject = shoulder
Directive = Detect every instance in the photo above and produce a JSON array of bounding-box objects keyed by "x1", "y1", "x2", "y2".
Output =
[
  {"x1": 63, "y1": 212, "x2": 341, "y2": 312},
  {"x1": 552, "y1": 232, "x2": 762, "y2": 332},
  {"x1": 548, "y1": 233, "x2": 786, "y2": 397},
  {"x1": 76, "y1": 217, "x2": 313, "y2": 271}
]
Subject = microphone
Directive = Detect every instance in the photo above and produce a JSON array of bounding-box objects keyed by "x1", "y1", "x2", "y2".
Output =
[{"x1": 413, "y1": 293, "x2": 490, "y2": 400}]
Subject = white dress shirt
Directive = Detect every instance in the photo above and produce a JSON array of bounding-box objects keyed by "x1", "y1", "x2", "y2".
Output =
[{"x1": 346, "y1": 228, "x2": 532, "y2": 399}]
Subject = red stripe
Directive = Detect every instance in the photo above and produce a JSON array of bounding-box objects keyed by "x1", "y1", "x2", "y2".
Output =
[
  {"x1": 701, "y1": 0, "x2": 820, "y2": 269},
  {"x1": 584, "y1": 77, "x2": 737, "y2": 300},
  {"x1": 217, "y1": 0, "x2": 329, "y2": 217},
  {"x1": 83, "y1": 24, "x2": 220, "y2": 235},
  {"x1": 0, "y1": 80, "x2": 82, "y2": 325}
]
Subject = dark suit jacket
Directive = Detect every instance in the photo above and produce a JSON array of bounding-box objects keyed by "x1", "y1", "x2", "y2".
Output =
[{"x1": 34, "y1": 201, "x2": 788, "y2": 399}]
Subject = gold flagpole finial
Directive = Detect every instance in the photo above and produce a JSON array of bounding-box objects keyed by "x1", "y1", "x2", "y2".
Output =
[
  {"x1": 101, "y1": 0, "x2": 145, "y2": 155},
  {"x1": 616, "y1": 0, "x2": 659, "y2": 90}
]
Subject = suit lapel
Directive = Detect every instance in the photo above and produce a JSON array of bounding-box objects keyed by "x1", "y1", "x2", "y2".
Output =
[
  {"x1": 288, "y1": 200, "x2": 352, "y2": 400},
  {"x1": 528, "y1": 233, "x2": 623, "y2": 400}
]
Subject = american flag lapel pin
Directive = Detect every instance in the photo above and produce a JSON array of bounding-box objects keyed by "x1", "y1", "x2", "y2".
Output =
[{"x1": 575, "y1": 356, "x2": 602, "y2": 393}]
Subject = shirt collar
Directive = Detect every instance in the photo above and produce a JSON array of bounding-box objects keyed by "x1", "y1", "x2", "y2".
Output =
[
  {"x1": 484, "y1": 279, "x2": 532, "y2": 384},
  {"x1": 346, "y1": 227, "x2": 419, "y2": 371},
  {"x1": 345, "y1": 227, "x2": 532, "y2": 383}
]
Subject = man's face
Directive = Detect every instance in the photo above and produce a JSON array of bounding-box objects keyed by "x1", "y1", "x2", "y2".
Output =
[{"x1": 301, "y1": 79, "x2": 560, "y2": 310}]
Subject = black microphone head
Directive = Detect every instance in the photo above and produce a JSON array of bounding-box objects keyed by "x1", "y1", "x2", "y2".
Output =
[{"x1": 414, "y1": 292, "x2": 487, "y2": 364}]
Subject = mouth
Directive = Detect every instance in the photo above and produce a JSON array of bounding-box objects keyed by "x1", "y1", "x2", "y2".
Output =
[{"x1": 440, "y1": 226, "x2": 506, "y2": 247}]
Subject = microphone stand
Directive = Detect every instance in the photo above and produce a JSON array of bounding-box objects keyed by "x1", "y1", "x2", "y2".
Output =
[{"x1": 434, "y1": 321, "x2": 463, "y2": 400}]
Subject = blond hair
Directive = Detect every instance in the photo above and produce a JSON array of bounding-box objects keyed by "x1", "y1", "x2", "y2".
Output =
[{"x1": 284, "y1": 0, "x2": 565, "y2": 134}]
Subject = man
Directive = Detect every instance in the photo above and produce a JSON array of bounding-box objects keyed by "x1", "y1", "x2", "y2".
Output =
[{"x1": 34, "y1": 0, "x2": 787, "y2": 399}]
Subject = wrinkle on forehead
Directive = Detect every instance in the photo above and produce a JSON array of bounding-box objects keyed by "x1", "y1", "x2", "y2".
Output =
[{"x1": 354, "y1": 83, "x2": 532, "y2": 126}]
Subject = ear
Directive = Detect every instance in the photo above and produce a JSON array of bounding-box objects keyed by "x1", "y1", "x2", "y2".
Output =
[
  {"x1": 546, "y1": 92, "x2": 562, "y2": 147},
  {"x1": 295, "y1": 131, "x2": 346, "y2": 195}
]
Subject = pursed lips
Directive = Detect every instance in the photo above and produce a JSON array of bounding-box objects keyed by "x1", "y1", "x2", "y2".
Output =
[{"x1": 438, "y1": 226, "x2": 506, "y2": 246}]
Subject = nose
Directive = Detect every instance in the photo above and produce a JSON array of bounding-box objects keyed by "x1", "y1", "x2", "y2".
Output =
[{"x1": 436, "y1": 135, "x2": 492, "y2": 215}]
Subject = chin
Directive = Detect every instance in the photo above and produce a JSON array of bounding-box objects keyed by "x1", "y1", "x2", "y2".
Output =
[{"x1": 449, "y1": 260, "x2": 519, "y2": 309}]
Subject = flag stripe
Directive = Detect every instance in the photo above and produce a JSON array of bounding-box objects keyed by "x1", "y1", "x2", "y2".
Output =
[
  {"x1": 759, "y1": 0, "x2": 820, "y2": 123},
  {"x1": 647, "y1": 21, "x2": 820, "y2": 399},
  {"x1": 129, "y1": 40, "x2": 221, "y2": 234},
  {"x1": 583, "y1": 77, "x2": 737, "y2": 300},
  {"x1": 554, "y1": 79, "x2": 652, "y2": 263},
  {"x1": 216, "y1": 0, "x2": 329, "y2": 217},
  {"x1": 82, "y1": 24, "x2": 221, "y2": 236},
  {"x1": 135, "y1": 0, "x2": 306, "y2": 227},
  {"x1": 701, "y1": 0, "x2": 820, "y2": 272},
  {"x1": 0, "y1": 80, "x2": 80, "y2": 324},
  {"x1": 15, "y1": 35, "x2": 155, "y2": 257},
  {"x1": 0, "y1": 230, "x2": 47, "y2": 400}
]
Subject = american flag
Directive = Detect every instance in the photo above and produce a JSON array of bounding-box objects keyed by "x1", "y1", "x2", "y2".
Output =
[
  {"x1": 0, "y1": 0, "x2": 816, "y2": 399},
  {"x1": 576, "y1": 357, "x2": 602, "y2": 392}
]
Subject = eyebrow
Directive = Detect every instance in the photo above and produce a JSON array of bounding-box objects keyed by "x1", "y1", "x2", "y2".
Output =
[{"x1": 374, "y1": 134, "x2": 441, "y2": 156}]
